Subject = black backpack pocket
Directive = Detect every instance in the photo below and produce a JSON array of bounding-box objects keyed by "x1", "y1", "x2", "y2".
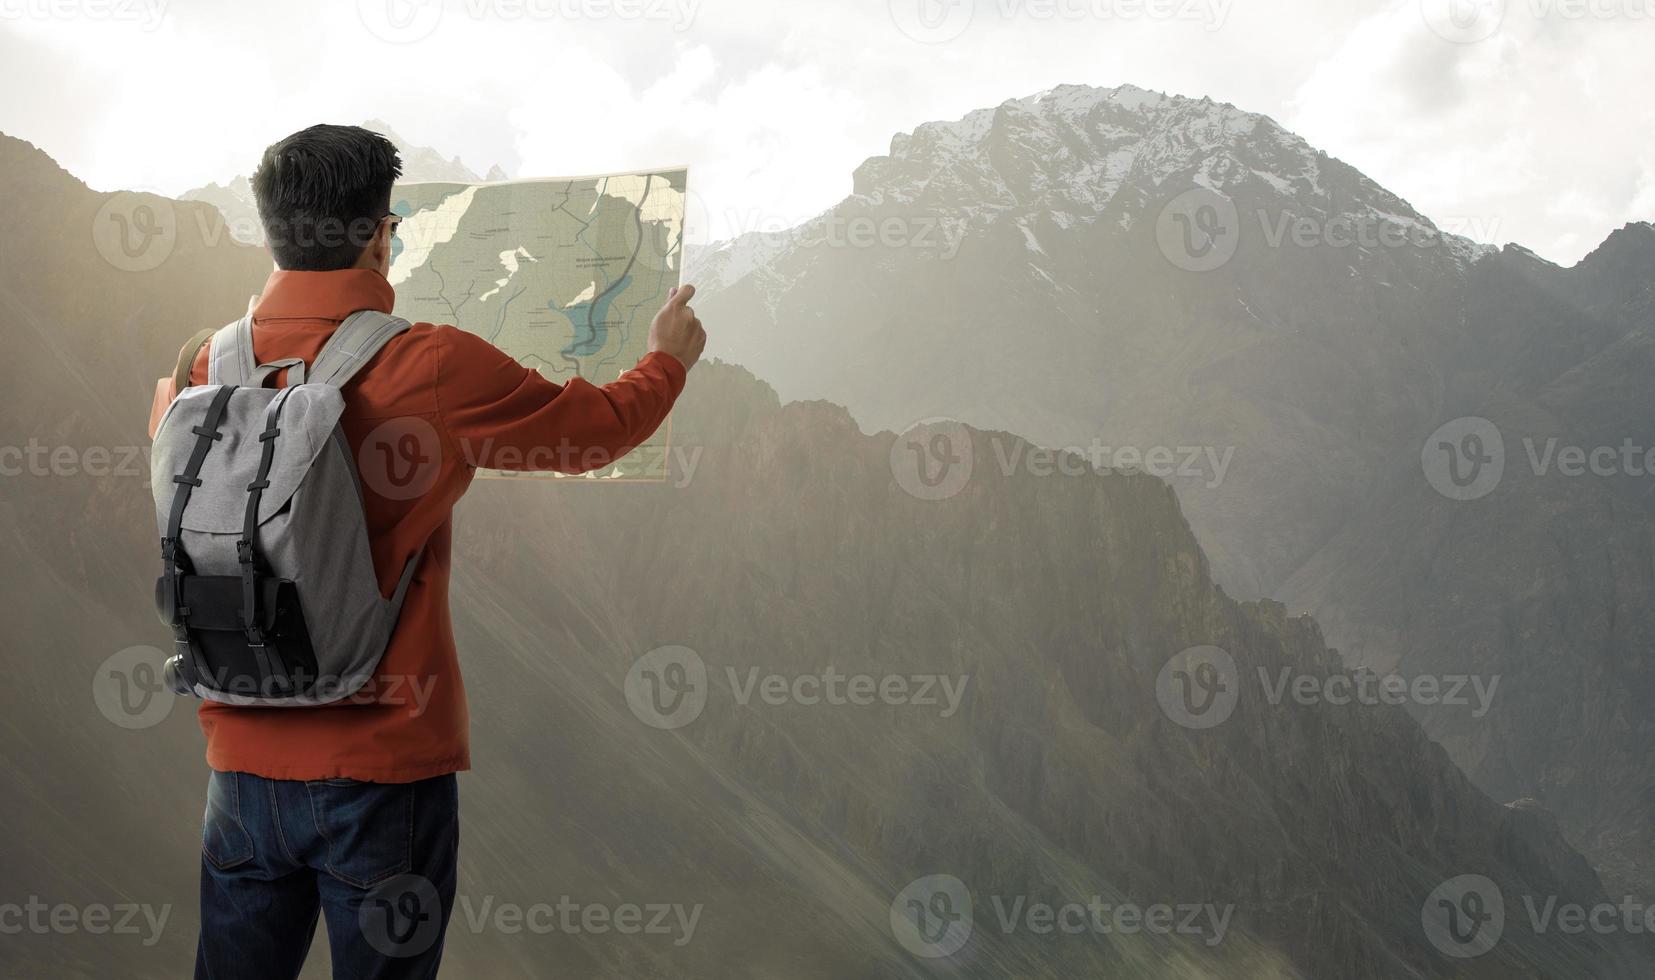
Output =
[{"x1": 155, "y1": 574, "x2": 320, "y2": 698}]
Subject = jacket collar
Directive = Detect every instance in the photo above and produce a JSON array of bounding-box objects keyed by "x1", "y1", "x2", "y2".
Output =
[{"x1": 252, "y1": 269, "x2": 396, "y2": 324}]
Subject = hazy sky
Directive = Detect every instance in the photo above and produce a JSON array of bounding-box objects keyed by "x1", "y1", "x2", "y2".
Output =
[{"x1": 1, "y1": 0, "x2": 1649, "y2": 262}]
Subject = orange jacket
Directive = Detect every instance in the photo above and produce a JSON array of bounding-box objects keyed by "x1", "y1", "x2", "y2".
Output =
[{"x1": 149, "y1": 268, "x2": 685, "y2": 782}]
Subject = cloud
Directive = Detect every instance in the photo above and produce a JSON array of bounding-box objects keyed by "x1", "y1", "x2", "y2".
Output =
[
  {"x1": 0, "y1": 0, "x2": 1648, "y2": 260},
  {"x1": 1285, "y1": 0, "x2": 1655, "y2": 264}
]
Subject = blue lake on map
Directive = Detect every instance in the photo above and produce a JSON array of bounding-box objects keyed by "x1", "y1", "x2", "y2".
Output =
[{"x1": 557, "y1": 273, "x2": 632, "y2": 357}]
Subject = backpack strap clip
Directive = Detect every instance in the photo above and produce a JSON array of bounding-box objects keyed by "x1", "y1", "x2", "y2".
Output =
[
  {"x1": 208, "y1": 317, "x2": 314, "y2": 389},
  {"x1": 237, "y1": 386, "x2": 298, "y2": 696},
  {"x1": 163, "y1": 384, "x2": 238, "y2": 691}
]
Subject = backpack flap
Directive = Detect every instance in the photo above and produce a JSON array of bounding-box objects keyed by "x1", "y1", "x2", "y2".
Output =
[{"x1": 151, "y1": 384, "x2": 347, "y2": 537}]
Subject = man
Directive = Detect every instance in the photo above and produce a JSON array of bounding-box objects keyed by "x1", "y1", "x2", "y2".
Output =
[{"x1": 153, "y1": 124, "x2": 705, "y2": 979}]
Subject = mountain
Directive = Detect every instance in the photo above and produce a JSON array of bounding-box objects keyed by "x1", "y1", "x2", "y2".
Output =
[
  {"x1": 4, "y1": 129, "x2": 1654, "y2": 976},
  {"x1": 695, "y1": 83, "x2": 1655, "y2": 900},
  {"x1": 179, "y1": 118, "x2": 507, "y2": 245}
]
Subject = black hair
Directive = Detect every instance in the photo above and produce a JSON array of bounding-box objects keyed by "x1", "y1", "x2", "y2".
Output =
[{"x1": 252, "y1": 124, "x2": 403, "y2": 271}]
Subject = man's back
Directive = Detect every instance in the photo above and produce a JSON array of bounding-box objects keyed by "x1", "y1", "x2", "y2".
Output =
[{"x1": 177, "y1": 267, "x2": 687, "y2": 782}]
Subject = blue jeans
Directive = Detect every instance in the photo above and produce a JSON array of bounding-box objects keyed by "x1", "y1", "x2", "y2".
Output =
[{"x1": 195, "y1": 770, "x2": 459, "y2": 980}]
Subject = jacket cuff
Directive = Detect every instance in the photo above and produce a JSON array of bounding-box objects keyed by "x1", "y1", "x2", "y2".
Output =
[{"x1": 638, "y1": 350, "x2": 689, "y2": 396}]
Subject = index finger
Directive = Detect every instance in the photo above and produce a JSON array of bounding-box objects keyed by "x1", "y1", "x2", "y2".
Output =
[{"x1": 669, "y1": 283, "x2": 696, "y2": 307}]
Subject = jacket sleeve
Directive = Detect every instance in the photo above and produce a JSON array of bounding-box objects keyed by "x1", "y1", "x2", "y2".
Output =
[{"x1": 432, "y1": 324, "x2": 687, "y2": 473}]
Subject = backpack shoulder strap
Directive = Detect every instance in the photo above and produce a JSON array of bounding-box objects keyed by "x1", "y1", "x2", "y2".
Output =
[
  {"x1": 308, "y1": 311, "x2": 412, "y2": 389},
  {"x1": 207, "y1": 314, "x2": 257, "y2": 386},
  {"x1": 172, "y1": 328, "x2": 217, "y2": 392},
  {"x1": 247, "y1": 357, "x2": 307, "y2": 388}
]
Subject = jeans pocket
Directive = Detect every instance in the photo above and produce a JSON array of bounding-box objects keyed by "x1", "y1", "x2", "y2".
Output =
[
  {"x1": 202, "y1": 771, "x2": 254, "y2": 870},
  {"x1": 306, "y1": 779, "x2": 414, "y2": 888}
]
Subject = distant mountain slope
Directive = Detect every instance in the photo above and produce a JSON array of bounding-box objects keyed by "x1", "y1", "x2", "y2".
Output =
[
  {"x1": 693, "y1": 84, "x2": 1655, "y2": 899},
  {"x1": 178, "y1": 118, "x2": 507, "y2": 245},
  {"x1": 2, "y1": 131, "x2": 1652, "y2": 977}
]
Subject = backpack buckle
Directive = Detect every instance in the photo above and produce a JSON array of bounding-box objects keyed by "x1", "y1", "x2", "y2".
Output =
[{"x1": 236, "y1": 539, "x2": 256, "y2": 565}]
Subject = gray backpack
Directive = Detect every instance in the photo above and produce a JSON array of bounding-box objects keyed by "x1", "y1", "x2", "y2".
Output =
[{"x1": 151, "y1": 311, "x2": 423, "y2": 706}]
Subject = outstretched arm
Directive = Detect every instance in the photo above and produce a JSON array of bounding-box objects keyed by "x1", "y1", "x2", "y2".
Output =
[{"x1": 435, "y1": 285, "x2": 706, "y2": 473}]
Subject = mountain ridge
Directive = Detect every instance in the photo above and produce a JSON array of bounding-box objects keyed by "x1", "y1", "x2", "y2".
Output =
[
  {"x1": 689, "y1": 85, "x2": 1655, "y2": 904},
  {"x1": 4, "y1": 127, "x2": 1653, "y2": 976}
]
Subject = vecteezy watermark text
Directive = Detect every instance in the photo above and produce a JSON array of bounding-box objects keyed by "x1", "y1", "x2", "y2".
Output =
[
  {"x1": 94, "y1": 645, "x2": 444, "y2": 730},
  {"x1": 0, "y1": 0, "x2": 167, "y2": 29},
  {"x1": 890, "y1": 418, "x2": 1235, "y2": 502},
  {"x1": 456, "y1": 895, "x2": 702, "y2": 946},
  {"x1": 1156, "y1": 646, "x2": 1499, "y2": 729},
  {"x1": 1156, "y1": 187, "x2": 1500, "y2": 273},
  {"x1": 990, "y1": 438, "x2": 1234, "y2": 489},
  {"x1": 1422, "y1": 875, "x2": 1655, "y2": 959},
  {"x1": 0, "y1": 897, "x2": 171, "y2": 946},
  {"x1": 361, "y1": 875, "x2": 702, "y2": 959},
  {"x1": 1422, "y1": 416, "x2": 1655, "y2": 501},
  {"x1": 0, "y1": 441, "x2": 146, "y2": 478},
  {"x1": 1258, "y1": 667, "x2": 1497, "y2": 718},
  {"x1": 624, "y1": 646, "x2": 970, "y2": 729},
  {"x1": 889, "y1": 0, "x2": 1234, "y2": 44},
  {"x1": 1420, "y1": 0, "x2": 1655, "y2": 45},
  {"x1": 888, "y1": 874, "x2": 1233, "y2": 959},
  {"x1": 358, "y1": 0, "x2": 700, "y2": 44},
  {"x1": 353, "y1": 418, "x2": 704, "y2": 497}
]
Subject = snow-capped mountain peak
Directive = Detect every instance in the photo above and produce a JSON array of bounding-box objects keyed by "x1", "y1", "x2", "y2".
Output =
[
  {"x1": 689, "y1": 83, "x2": 1493, "y2": 293},
  {"x1": 856, "y1": 83, "x2": 1311, "y2": 217}
]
